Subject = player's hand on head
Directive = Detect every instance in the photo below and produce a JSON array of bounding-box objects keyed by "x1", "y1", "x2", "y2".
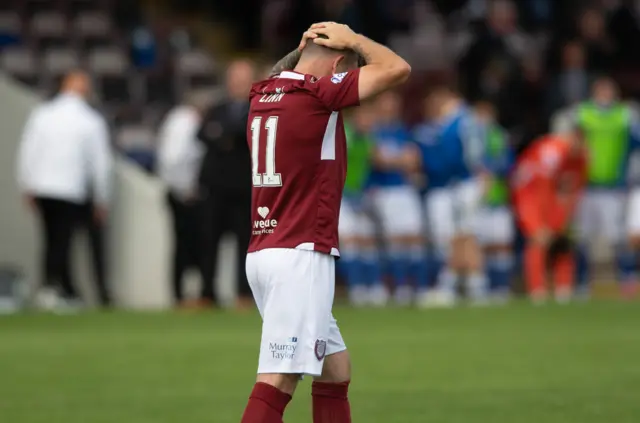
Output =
[
  {"x1": 310, "y1": 22, "x2": 357, "y2": 50},
  {"x1": 298, "y1": 29, "x2": 319, "y2": 51}
]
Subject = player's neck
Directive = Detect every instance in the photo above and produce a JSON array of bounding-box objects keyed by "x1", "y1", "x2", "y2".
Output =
[{"x1": 294, "y1": 57, "x2": 326, "y2": 79}]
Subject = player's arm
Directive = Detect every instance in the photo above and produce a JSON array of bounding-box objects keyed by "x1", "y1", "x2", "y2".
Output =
[
  {"x1": 372, "y1": 130, "x2": 420, "y2": 172},
  {"x1": 311, "y1": 23, "x2": 411, "y2": 101},
  {"x1": 371, "y1": 146, "x2": 415, "y2": 171},
  {"x1": 350, "y1": 34, "x2": 411, "y2": 100}
]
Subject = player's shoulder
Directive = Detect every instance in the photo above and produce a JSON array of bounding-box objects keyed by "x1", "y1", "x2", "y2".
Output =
[
  {"x1": 280, "y1": 69, "x2": 357, "y2": 90},
  {"x1": 250, "y1": 71, "x2": 321, "y2": 101},
  {"x1": 277, "y1": 70, "x2": 352, "y2": 92}
]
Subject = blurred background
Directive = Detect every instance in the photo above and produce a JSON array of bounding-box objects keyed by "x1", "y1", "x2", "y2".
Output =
[
  {"x1": 1, "y1": 0, "x2": 640, "y2": 311},
  {"x1": 3, "y1": 2, "x2": 640, "y2": 423}
]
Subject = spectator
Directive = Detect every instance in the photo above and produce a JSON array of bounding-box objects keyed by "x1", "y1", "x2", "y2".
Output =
[
  {"x1": 459, "y1": 0, "x2": 528, "y2": 129},
  {"x1": 131, "y1": 26, "x2": 158, "y2": 69},
  {"x1": 608, "y1": 0, "x2": 640, "y2": 66},
  {"x1": 546, "y1": 41, "x2": 592, "y2": 121},
  {"x1": 157, "y1": 92, "x2": 210, "y2": 308},
  {"x1": 576, "y1": 8, "x2": 615, "y2": 72},
  {"x1": 17, "y1": 71, "x2": 113, "y2": 311},
  {"x1": 520, "y1": 53, "x2": 546, "y2": 136},
  {"x1": 197, "y1": 59, "x2": 254, "y2": 309}
]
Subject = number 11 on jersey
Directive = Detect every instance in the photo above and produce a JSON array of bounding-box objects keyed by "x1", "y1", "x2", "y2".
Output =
[{"x1": 251, "y1": 116, "x2": 282, "y2": 187}]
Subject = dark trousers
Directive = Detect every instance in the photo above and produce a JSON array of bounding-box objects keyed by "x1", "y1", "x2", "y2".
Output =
[
  {"x1": 35, "y1": 197, "x2": 83, "y2": 299},
  {"x1": 200, "y1": 188, "x2": 252, "y2": 302},
  {"x1": 167, "y1": 192, "x2": 207, "y2": 303},
  {"x1": 82, "y1": 203, "x2": 110, "y2": 306}
]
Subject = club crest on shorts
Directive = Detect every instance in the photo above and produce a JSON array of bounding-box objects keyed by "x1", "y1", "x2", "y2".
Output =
[{"x1": 314, "y1": 339, "x2": 327, "y2": 360}]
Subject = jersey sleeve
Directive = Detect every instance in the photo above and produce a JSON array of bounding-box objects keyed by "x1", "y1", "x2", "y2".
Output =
[{"x1": 313, "y1": 69, "x2": 361, "y2": 111}]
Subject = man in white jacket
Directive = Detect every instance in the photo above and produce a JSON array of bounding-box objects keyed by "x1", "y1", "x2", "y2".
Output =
[
  {"x1": 157, "y1": 92, "x2": 210, "y2": 307},
  {"x1": 17, "y1": 71, "x2": 113, "y2": 310}
]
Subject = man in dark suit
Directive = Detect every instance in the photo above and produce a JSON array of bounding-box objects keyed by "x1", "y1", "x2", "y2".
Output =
[{"x1": 197, "y1": 59, "x2": 255, "y2": 308}]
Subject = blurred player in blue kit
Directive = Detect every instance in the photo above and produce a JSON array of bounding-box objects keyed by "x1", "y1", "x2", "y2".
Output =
[
  {"x1": 473, "y1": 100, "x2": 515, "y2": 302},
  {"x1": 412, "y1": 95, "x2": 451, "y2": 306},
  {"x1": 338, "y1": 104, "x2": 386, "y2": 306},
  {"x1": 419, "y1": 87, "x2": 491, "y2": 306},
  {"x1": 368, "y1": 91, "x2": 426, "y2": 305}
]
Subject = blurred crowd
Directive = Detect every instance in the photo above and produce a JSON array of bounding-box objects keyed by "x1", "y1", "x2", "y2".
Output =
[{"x1": 5, "y1": 0, "x2": 640, "y2": 309}]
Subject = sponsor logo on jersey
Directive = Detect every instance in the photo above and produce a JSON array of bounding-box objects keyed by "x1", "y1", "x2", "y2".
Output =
[
  {"x1": 269, "y1": 338, "x2": 297, "y2": 360},
  {"x1": 331, "y1": 72, "x2": 348, "y2": 84},
  {"x1": 314, "y1": 339, "x2": 327, "y2": 360},
  {"x1": 253, "y1": 206, "x2": 278, "y2": 235}
]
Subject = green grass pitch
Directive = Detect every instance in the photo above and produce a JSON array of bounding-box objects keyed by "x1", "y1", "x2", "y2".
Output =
[{"x1": 1, "y1": 302, "x2": 640, "y2": 423}]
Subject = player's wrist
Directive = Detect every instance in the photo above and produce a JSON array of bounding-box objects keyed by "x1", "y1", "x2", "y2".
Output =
[{"x1": 347, "y1": 33, "x2": 365, "y2": 50}]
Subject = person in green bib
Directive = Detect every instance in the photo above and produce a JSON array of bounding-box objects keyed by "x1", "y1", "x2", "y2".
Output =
[
  {"x1": 338, "y1": 105, "x2": 385, "y2": 306},
  {"x1": 567, "y1": 77, "x2": 640, "y2": 298},
  {"x1": 473, "y1": 101, "x2": 515, "y2": 302}
]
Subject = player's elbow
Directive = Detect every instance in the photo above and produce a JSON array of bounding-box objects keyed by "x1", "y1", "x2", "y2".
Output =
[
  {"x1": 360, "y1": 61, "x2": 412, "y2": 100},
  {"x1": 388, "y1": 60, "x2": 411, "y2": 85}
]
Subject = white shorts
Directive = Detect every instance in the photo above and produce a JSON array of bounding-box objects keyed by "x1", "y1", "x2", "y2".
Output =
[
  {"x1": 426, "y1": 178, "x2": 484, "y2": 251},
  {"x1": 370, "y1": 186, "x2": 422, "y2": 237},
  {"x1": 246, "y1": 248, "x2": 346, "y2": 377},
  {"x1": 338, "y1": 198, "x2": 375, "y2": 239},
  {"x1": 627, "y1": 188, "x2": 640, "y2": 236},
  {"x1": 576, "y1": 189, "x2": 625, "y2": 244},
  {"x1": 475, "y1": 206, "x2": 514, "y2": 246}
]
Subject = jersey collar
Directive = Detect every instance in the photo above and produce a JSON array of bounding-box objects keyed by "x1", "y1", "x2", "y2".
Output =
[{"x1": 279, "y1": 71, "x2": 305, "y2": 80}]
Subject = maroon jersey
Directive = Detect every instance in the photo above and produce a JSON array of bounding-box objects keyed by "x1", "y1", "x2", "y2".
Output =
[{"x1": 247, "y1": 69, "x2": 360, "y2": 256}]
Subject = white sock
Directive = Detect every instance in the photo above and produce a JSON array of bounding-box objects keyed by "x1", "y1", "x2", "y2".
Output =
[
  {"x1": 437, "y1": 268, "x2": 458, "y2": 293},
  {"x1": 467, "y1": 272, "x2": 489, "y2": 300},
  {"x1": 368, "y1": 284, "x2": 389, "y2": 306},
  {"x1": 349, "y1": 285, "x2": 369, "y2": 307},
  {"x1": 394, "y1": 285, "x2": 414, "y2": 306}
]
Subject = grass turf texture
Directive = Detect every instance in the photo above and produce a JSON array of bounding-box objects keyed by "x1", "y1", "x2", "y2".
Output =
[{"x1": 1, "y1": 302, "x2": 640, "y2": 423}]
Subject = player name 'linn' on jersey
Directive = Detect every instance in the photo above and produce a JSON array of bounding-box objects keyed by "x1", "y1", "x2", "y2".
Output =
[{"x1": 247, "y1": 69, "x2": 361, "y2": 256}]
